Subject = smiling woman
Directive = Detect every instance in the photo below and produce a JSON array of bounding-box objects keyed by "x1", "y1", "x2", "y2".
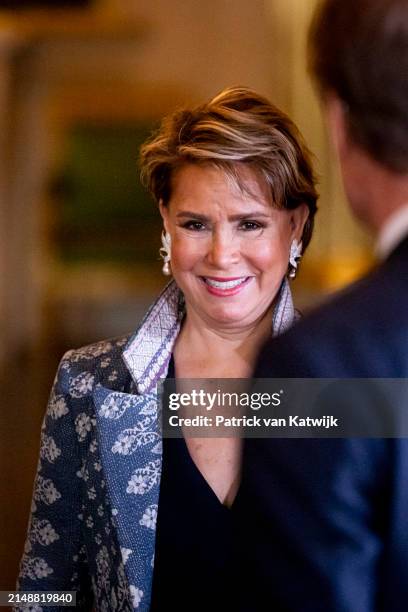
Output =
[
  {"x1": 15, "y1": 87, "x2": 318, "y2": 612},
  {"x1": 159, "y1": 163, "x2": 306, "y2": 333},
  {"x1": 140, "y1": 86, "x2": 318, "y2": 380}
]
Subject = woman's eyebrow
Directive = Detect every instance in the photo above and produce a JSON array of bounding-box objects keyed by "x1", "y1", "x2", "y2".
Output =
[
  {"x1": 228, "y1": 212, "x2": 271, "y2": 221},
  {"x1": 176, "y1": 210, "x2": 271, "y2": 221},
  {"x1": 176, "y1": 211, "x2": 209, "y2": 221}
]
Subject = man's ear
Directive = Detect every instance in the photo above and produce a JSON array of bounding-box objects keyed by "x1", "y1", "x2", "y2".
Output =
[
  {"x1": 290, "y1": 203, "x2": 309, "y2": 242},
  {"x1": 325, "y1": 94, "x2": 350, "y2": 160},
  {"x1": 159, "y1": 199, "x2": 170, "y2": 233}
]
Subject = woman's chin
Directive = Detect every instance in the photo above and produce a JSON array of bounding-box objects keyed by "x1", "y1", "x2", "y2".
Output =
[{"x1": 204, "y1": 306, "x2": 255, "y2": 328}]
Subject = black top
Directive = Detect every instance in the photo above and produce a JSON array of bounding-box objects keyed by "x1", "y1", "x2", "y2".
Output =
[{"x1": 149, "y1": 357, "x2": 240, "y2": 612}]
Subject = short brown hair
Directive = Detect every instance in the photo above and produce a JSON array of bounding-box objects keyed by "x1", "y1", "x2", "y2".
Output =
[
  {"x1": 309, "y1": 0, "x2": 408, "y2": 173},
  {"x1": 140, "y1": 86, "x2": 318, "y2": 251}
]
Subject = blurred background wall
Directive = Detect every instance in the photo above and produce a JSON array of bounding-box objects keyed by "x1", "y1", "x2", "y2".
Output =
[{"x1": 0, "y1": 0, "x2": 374, "y2": 595}]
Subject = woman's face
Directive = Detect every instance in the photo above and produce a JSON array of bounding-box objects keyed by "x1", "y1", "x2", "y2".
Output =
[{"x1": 160, "y1": 163, "x2": 308, "y2": 331}]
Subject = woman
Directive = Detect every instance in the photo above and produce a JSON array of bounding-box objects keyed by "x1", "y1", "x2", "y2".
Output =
[{"x1": 16, "y1": 87, "x2": 317, "y2": 611}]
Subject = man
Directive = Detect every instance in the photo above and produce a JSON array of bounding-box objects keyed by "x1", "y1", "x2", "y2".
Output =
[{"x1": 237, "y1": 1, "x2": 408, "y2": 610}]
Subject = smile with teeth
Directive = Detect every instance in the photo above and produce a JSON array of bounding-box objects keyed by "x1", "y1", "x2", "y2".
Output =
[
  {"x1": 200, "y1": 275, "x2": 252, "y2": 297},
  {"x1": 203, "y1": 277, "x2": 249, "y2": 289}
]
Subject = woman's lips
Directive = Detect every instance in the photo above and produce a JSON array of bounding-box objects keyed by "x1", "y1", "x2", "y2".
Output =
[{"x1": 200, "y1": 276, "x2": 252, "y2": 296}]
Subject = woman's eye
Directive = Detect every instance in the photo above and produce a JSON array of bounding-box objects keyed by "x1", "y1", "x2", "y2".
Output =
[
  {"x1": 240, "y1": 221, "x2": 263, "y2": 231},
  {"x1": 182, "y1": 220, "x2": 206, "y2": 231}
]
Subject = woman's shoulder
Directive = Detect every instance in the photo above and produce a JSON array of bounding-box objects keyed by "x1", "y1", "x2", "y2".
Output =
[
  {"x1": 62, "y1": 333, "x2": 131, "y2": 365},
  {"x1": 55, "y1": 333, "x2": 135, "y2": 398}
]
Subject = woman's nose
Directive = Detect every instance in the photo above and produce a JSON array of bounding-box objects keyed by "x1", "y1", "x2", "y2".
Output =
[{"x1": 206, "y1": 231, "x2": 239, "y2": 269}]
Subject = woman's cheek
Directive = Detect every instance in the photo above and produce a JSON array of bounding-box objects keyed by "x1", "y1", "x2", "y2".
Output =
[
  {"x1": 172, "y1": 238, "x2": 204, "y2": 271},
  {"x1": 244, "y1": 238, "x2": 287, "y2": 270}
]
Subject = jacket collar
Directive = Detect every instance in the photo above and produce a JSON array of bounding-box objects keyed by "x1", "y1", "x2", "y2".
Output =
[
  {"x1": 272, "y1": 277, "x2": 297, "y2": 335},
  {"x1": 122, "y1": 277, "x2": 296, "y2": 393},
  {"x1": 375, "y1": 203, "x2": 408, "y2": 261},
  {"x1": 122, "y1": 281, "x2": 184, "y2": 394}
]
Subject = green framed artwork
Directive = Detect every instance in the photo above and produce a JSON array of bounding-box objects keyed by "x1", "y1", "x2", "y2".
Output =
[{"x1": 51, "y1": 121, "x2": 161, "y2": 265}]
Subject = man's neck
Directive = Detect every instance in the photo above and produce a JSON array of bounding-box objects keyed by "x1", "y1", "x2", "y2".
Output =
[
  {"x1": 343, "y1": 142, "x2": 408, "y2": 235},
  {"x1": 363, "y1": 162, "x2": 408, "y2": 234}
]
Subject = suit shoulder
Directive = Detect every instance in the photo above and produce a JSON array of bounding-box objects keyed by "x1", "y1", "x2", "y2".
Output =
[
  {"x1": 294, "y1": 262, "x2": 407, "y2": 341},
  {"x1": 55, "y1": 332, "x2": 133, "y2": 394},
  {"x1": 62, "y1": 333, "x2": 131, "y2": 365},
  {"x1": 257, "y1": 265, "x2": 408, "y2": 376}
]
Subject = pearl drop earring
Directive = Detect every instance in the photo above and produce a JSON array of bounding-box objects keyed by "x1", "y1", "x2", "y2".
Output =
[
  {"x1": 289, "y1": 239, "x2": 302, "y2": 279},
  {"x1": 160, "y1": 231, "x2": 172, "y2": 276}
]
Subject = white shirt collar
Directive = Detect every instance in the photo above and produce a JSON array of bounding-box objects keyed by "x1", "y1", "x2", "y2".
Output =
[{"x1": 375, "y1": 203, "x2": 408, "y2": 260}]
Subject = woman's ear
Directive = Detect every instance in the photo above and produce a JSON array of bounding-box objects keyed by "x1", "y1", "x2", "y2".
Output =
[
  {"x1": 290, "y1": 203, "x2": 309, "y2": 242},
  {"x1": 159, "y1": 199, "x2": 170, "y2": 233}
]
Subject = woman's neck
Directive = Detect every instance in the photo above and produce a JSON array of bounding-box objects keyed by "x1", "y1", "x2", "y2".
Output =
[{"x1": 173, "y1": 305, "x2": 274, "y2": 377}]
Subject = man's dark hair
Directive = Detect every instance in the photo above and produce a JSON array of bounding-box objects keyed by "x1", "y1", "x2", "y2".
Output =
[{"x1": 309, "y1": 0, "x2": 408, "y2": 173}]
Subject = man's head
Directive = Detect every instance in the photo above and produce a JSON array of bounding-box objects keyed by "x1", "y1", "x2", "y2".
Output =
[{"x1": 309, "y1": 0, "x2": 408, "y2": 230}]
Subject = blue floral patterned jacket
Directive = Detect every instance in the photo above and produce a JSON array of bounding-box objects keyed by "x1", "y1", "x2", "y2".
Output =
[{"x1": 16, "y1": 280, "x2": 296, "y2": 611}]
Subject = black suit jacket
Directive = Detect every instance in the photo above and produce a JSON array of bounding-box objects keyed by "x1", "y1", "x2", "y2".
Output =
[{"x1": 237, "y1": 236, "x2": 408, "y2": 612}]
